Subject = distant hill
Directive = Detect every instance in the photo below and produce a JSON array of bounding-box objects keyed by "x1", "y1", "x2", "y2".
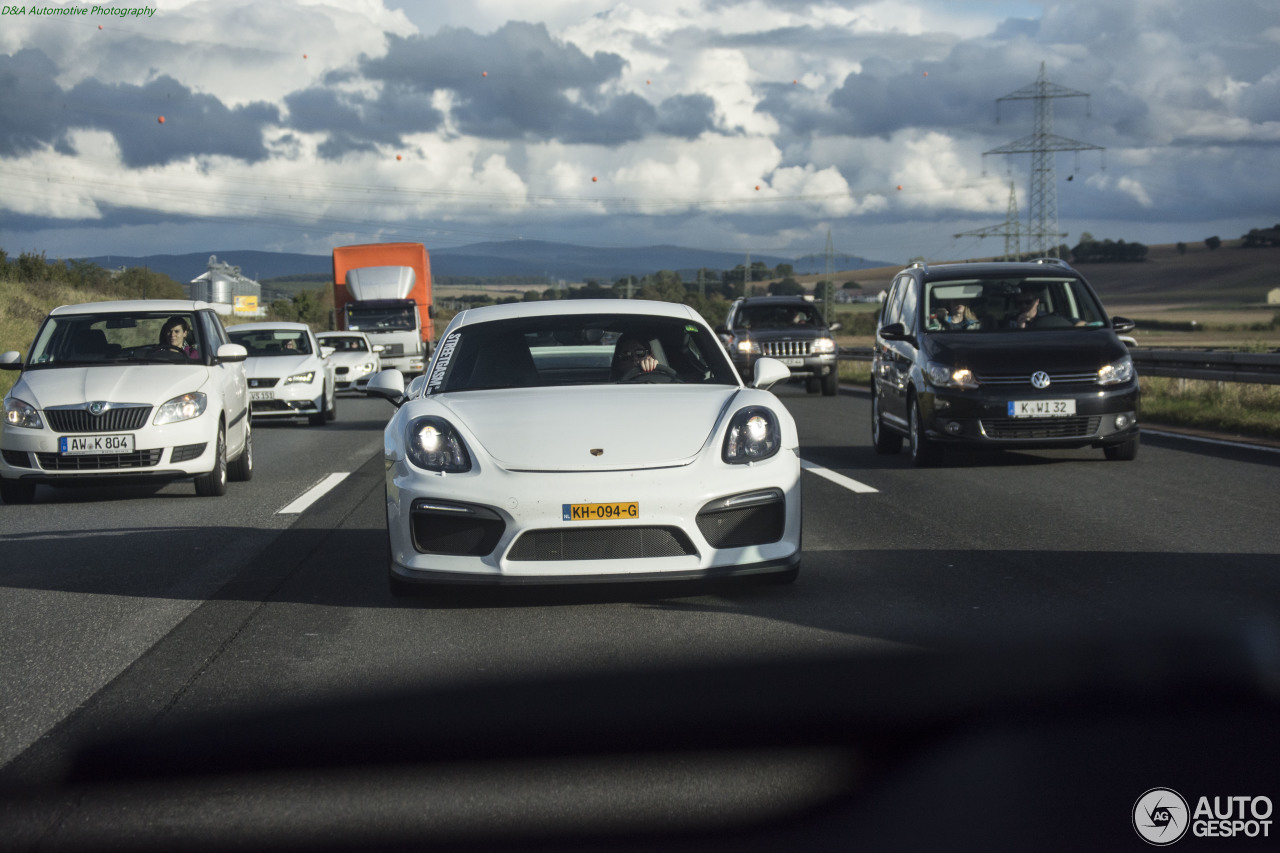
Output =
[{"x1": 74, "y1": 241, "x2": 891, "y2": 285}]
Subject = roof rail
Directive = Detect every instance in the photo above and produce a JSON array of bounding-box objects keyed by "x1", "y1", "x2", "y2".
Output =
[
  {"x1": 1031, "y1": 257, "x2": 1073, "y2": 269},
  {"x1": 907, "y1": 260, "x2": 929, "y2": 274}
]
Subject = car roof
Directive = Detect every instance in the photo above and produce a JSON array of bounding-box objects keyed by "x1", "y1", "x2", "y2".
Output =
[
  {"x1": 228, "y1": 322, "x2": 312, "y2": 332},
  {"x1": 448, "y1": 299, "x2": 704, "y2": 328},
  {"x1": 907, "y1": 260, "x2": 1084, "y2": 280},
  {"x1": 317, "y1": 331, "x2": 367, "y2": 338},
  {"x1": 50, "y1": 299, "x2": 211, "y2": 315},
  {"x1": 737, "y1": 296, "x2": 814, "y2": 305}
]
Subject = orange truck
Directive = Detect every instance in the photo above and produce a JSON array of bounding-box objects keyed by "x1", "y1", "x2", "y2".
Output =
[{"x1": 331, "y1": 242, "x2": 434, "y2": 375}]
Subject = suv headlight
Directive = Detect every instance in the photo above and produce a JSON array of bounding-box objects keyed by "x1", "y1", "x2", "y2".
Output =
[
  {"x1": 285, "y1": 370, "x2": 316, "y2": 385},
  {"x1": 406, "y1": 416, "x2": 471, "y2": 473},
  {"x1": 723, "y1": 406, "x2": 781, "y2": 464},
  {"x1": 1097, "y1": 356, "x2": 1135, "y2": 385},
  {"x1": 154, "y1": 392, "x2": 208, "y2": 425},
  {"x1": 3, "y1": 397, "x2": 43, "y2": 429},
  {"x1": 812, "y1": 337, "x2": 836, "y2": 354},
  {"x1": 926, "y1": 362, "x2": 980, "y2": 390},
  {"x1": 736, "y1": 337, "x2": 760, "y2": 355}
]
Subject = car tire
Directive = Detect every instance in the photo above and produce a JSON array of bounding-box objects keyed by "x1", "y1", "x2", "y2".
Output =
[
  {"x1": 309, "y1": 385, "x2": 328, "y2": 426},
  {"x1": 909, "y1": 395, "x2": 942, "y2": 468},
  {"x1": 821, "y1": 369, "x2": 839, "y2": 396},
  {"x1": 228, "y1": 419, "x2": 253, "y2": 482},
  {"x1": 325, "y1": 384, "x2": 337, "y2": 422},
  {"x1": 194, "y1": 425, "x2": 228, "y2": 496},
  {"x1": 871, "y1": 391, "x2": 903, "y2": 454},
  {"x1": 0, "y1": 479, "x2": 37, "y2": 505},
  {"x1": 1104, "y1": 434, "x2": 1140, "y2": 461},
  {"x1": 805, "y1": 377, "x2": 820, "y2": 394}
]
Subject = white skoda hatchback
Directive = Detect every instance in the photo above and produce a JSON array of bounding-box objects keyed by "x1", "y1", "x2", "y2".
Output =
[
  {"x1": 0, "y1": 300, "x2": 252, "y2": 504},
  {"x1": 366, "y1": 299, "x2": 802, "y2": 595}
]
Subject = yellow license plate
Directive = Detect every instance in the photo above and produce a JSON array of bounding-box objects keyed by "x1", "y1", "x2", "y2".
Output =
[{"x1": 562, "y1": 502, "x2": 639, "y2": 521}]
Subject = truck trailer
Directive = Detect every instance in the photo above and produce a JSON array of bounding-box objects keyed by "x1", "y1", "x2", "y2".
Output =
[{"x1": 331, "y1": 243, "x2": 434, "y2": 375}]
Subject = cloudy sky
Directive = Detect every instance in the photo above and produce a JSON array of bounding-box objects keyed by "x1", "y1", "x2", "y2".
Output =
[{"x1": 1, "y1": 0, "x2": 1277, "y2": 267}]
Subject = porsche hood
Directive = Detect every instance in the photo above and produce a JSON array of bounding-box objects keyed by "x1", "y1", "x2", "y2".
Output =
[{"x1": 436, "y1": 385, "x2": 742, "y2": 471}]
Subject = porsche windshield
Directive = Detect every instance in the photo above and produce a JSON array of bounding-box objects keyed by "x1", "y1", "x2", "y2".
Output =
[
  {"x1": 426, "y1": 314, "x2": 739, "y2": 392},
  {"x1": 923, "y1": 276, "x2": 1108, "y2": 333},
  {"x1": 26, "y1": 312, "x2": 205, "y2": 366}
]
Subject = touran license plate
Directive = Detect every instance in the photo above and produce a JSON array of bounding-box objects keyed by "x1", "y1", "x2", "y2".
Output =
[
  {"x1": 777, "y1": 358, "x2": 804, "y2": 367},
  {"x1": 60, "y1": 434, "x2": 135, "y2": 455},
  {"x1": 250, "y1": 391, "x2": 275, "y2": 402},
  {"x1": 1008, "y1": 399, "x2": 1076, "y2": 418},
  {"x1": 563, "y1": 502, "x2": 639, "y2": 521}
]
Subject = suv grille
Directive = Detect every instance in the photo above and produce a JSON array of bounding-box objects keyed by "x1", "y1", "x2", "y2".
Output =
[
  {"x1": 981, "y1": 416, "x2": 1101, "y2": 439},
  {"x1": 508, "y1": 527, "x2": 697, "y2": 561},
  {"x1": 45, "y1": 405, "x2": 151, "y2": 433},
  {"x1": 760, "y1": 341, "x2": 811, "y2": 358}
]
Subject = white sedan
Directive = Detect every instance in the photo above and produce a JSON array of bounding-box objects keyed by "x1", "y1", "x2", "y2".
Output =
[
  {"x1": 0, "y1": 300, "x2": 252, "y2": 503},
  {"x1": 366, "y1": 299, "x2": 802, "y2": 595},
  {"x1": 317, "y1": 331, "x2": 382, "y2": 393},
  {"x1": 228, "y1": 322, "x2": 337, "y2": 426}
]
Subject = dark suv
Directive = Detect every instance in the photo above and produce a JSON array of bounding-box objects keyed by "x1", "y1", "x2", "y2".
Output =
[
  {"x1": 871, "y1": 259, "x2": 1140, "y2": 466},
  {"x1": 718, "y1": 297, "x2": 842, "y2": 395}
]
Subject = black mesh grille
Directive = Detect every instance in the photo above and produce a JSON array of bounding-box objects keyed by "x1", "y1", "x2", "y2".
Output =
[
  {"x1": 170, "y1": 443, "x2": 207, "y2": 463},
  {"x1": 2, "y1": 449, "x2": 32, "y2": 468},
  {"x1": 697, "y1": 502, "x2": 786, "y2": 549},
  {"x1": 981, "y1": 416, "x2": 1101, "y2": 439},
  {"x1": 36, "y1": 449, "x2": 163, "y2": 470},
  {"x1": 248, "y1": 378, "x2": 280, "y2": 389},
  {"x1": 45, "y1": 406, "x2": 151, "y2": 433},
  {"x1": 412, "y1": 510, "x2": 505, "y2": 557},
  {"x1": 508, "y1": 526, "x2": 696, "y2": 561}
]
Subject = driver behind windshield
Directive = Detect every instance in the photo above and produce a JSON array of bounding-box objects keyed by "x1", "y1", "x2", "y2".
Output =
[
  {"x1": 612, "y1": 335, "x2": 660, "y2": 378},
  {"x1": 160, "y1": 316, "x2": 199, "y2": 359}
]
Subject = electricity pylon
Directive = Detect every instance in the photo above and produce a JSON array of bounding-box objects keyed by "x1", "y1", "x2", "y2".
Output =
[
  {"x1": 797, "y1": 230, "x2": 861, "y2": 321},
  {"x1": 983, "y1": 63, "x2": 1104, "y2": 257},
  {"x1": 955, "y1": 181, "x2": 1022, "y2": 261}
]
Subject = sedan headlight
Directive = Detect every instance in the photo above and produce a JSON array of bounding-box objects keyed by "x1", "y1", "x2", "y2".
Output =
[
  {"x1": 812, "y1": 337, "x2": 836, "y2": 354},
  {"x1": 1097, "y1": 356, "x2": 1135, "y2": 385},
  {"x1": 723, "y1": 406, "x2": 781, "y2": 464},
  {"x1": 406, "y1": 416, "x2": 471, "y2": 473},
  {"x1": 154, "y1": 392, "x2": 207, "y2": 425},
  {"x1": 285, "y1": 370, "x2": 316, "y2": 385},
  {"x1": 3, "y1": 397, "x2": 43, "y2": 429},
  {"x1": 359, "y1": 361, "x2": 376, "y2": 374},
  {"x1": 926, "y1": 362, "x2": 980, "y2": 390}
]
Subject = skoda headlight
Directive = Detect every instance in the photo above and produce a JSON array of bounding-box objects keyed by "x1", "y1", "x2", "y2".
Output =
[
  {"x1": 723, "y1": 406, "x2": 781, "y2": 464},
  {"x1": 926, "y1": 362, "x2": 980, "y2": 390},
  {"x1": 154, "y1": 392, "x2": 207, "y2": 425},
  {"x1": 1097, "y1": 356, "x2": 1135, "y2": 386},
  {"x1": 285, "y1": 370, "x2": 315, "y2": 385},
  {"x1": 812, "y1": 337, "x2": 836, "y2": 354},
  {"x1": 406, "y1": 416, "x2": 471, "y2": 473},
  {"x1": 3, "y1": 397, "x2": 43, "y2": 430}
]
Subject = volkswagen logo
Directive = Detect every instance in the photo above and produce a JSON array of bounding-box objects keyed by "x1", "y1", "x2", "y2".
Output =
[
  {"x1": 1031, "y1": 371, "x2": 1051, "y2": 389},
  {"x1": 88, "y1": 401, "x2": 107, "y2": 416}
]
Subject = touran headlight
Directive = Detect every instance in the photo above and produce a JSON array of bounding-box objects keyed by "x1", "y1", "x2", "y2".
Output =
[
  {"x1": 285, "y1": 370, "x2": 315, "y2": 385},
  {"x1": 3, "y1": 397, "x2": 43, "y2": 429},
  {"x1": 154, "y1": 392, "x2": 208, "y2": 425},
  {"x1": 736, "y1": 338, "x2": 760, "y2": 355},
  {"x1": 723, "y1": 406, "x2": 781, "y2": 464},
  {"x1": 1097, "y1": 356, "x2": 1135, "y2": 385},
  {"x1": 406, "y1": 416, "x2": 471, "y2": 473},
  {"x1": 926, "y1": 362, "x2": 980, "y2": 390},
  {"x1": 812, "y1": 337, "x2": 836, "y2": 354}
]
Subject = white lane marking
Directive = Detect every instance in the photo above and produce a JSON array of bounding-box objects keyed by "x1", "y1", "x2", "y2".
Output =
[
  {"x1": 277, "y1": 472, "x2": 350, "y2": 515},
  {"x1": 800, "y1": 459, "x2": 879, "y2": 493},
  {"x1": 1142, "y1": 429, "x2": 1280, "y2": 455}
]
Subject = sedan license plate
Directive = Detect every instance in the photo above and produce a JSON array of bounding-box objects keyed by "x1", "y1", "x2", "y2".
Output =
[
  {"x1": 563, "y1": 502, "x2": 639, "y2": 521},
  {"x1": 250, "y1": 390, "x2": 275, "y2": 402},
  {"x1": 777, "y1": 357, "x2": 804, "y2": 367},
  {"x1": 59, "y1": 434, "x2": 135, "y2": 455},
  {"x1": 1008, "y1": 399, "x2": 1076, "y2": 418}
]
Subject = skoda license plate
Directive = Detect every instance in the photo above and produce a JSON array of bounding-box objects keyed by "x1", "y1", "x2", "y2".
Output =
[
  {"x1": 60, "y1": 434, "x2": 135, "y2": 455},
  {"x1": 563, "y1": 502, "x2": 639, "y2": 521},
  {"x1": 1008, "y1": 400, "x2": 1075, "y2": 418}
]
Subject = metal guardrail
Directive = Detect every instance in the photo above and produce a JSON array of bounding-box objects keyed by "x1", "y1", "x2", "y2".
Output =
[{"x1": 838, "y1": 347, "x2": 1280, "y2": 385}]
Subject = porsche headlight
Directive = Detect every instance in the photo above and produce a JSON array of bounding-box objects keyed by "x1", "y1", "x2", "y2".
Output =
[
  {"x1": 723, "y1": 406, "x2": 781, "y2": 464},
  {"x1": 926, "y1": 362, "x2": 980, "y2": 390},
  {"x1": 1097, "y1": 356, "x2": 1135, "y2": 386},
  {"x1": 285, "y1": 370, "x2": 315, "y2": 385},
  {"x1": 154, "y1": 392, "x2": 207, "y2": 425},
  {"x1": 406, "y1": 416, "x2": 471, "y2": 473},
  {"x1": 3, "y1": 397, "x2": 43, "y2": 429},
  {"x1": 812, "y1": 337, "x2": 836, "y2": 354}
]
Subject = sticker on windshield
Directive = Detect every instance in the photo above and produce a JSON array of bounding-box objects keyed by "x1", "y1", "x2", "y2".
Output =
[{"x1": 426, "y1": 331, "x2": 460, "y2": 392}]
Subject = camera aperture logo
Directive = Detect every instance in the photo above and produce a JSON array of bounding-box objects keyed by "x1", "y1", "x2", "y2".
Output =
[{"x1": 1134, "y1": 788, "x2": 1189, "y2": 846}]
